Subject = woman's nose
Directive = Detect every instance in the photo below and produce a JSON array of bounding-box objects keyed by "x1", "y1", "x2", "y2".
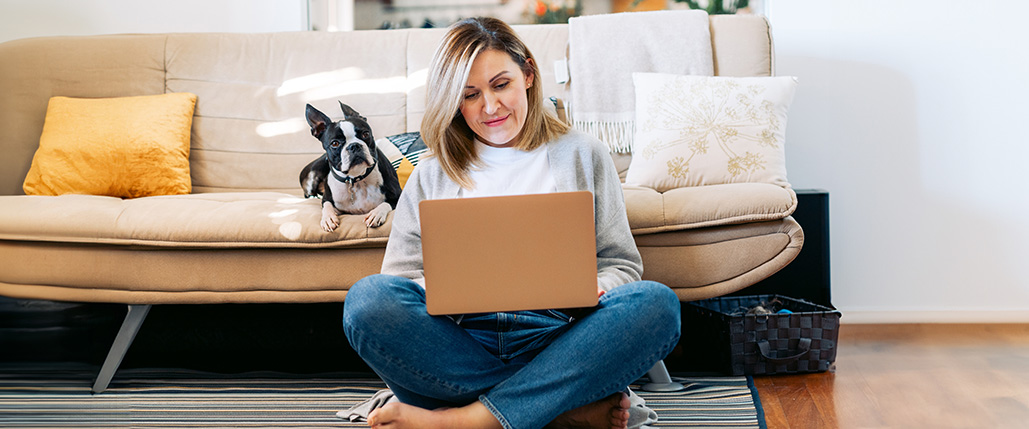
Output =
[{"x1": 483, "y1": 92, "x2": 499, "y2": 114}]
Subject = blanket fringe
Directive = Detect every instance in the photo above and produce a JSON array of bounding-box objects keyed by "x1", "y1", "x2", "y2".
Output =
[{"x1": 573, "y1": 120, "x2": 635, "y2": 154}]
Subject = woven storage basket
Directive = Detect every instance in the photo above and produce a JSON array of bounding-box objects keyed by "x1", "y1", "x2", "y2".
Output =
[{"x1": 684, "y1": 294, "x2": 841, "y2": 375}]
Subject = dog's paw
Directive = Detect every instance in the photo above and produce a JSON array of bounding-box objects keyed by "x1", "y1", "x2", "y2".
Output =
[
  {"x1": 321, "y1": 202, "x2": 342, "y2": 232},
  {"x1": 321, "y1": 205, "x2": 340, "y2": 232},
  {"x1": 365, "y1": 203, "x2": 392, "y2": 228},
  {"x1": 321, "y1": 213, "x2": 340, "y2": 232}
]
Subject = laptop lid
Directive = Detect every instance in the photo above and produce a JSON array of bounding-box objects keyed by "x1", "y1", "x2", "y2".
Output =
[{"x1": 419, "y1": 191, "x2": 599, "y2": 315}]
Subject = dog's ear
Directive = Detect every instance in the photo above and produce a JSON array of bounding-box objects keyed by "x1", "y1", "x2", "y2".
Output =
[
  {"x1": 339, "y1": 101, "x2": 368, "y2": 122},
  {"x1": 306, "y1": 104, "x2": 331, "y2": 139}
]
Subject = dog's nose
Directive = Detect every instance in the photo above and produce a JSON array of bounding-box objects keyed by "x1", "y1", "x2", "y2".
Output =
[{"x1": 346, "y1": 142, "x2": 362, "y2": 153}]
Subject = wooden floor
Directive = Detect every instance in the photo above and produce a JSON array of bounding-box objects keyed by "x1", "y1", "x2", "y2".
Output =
[{"x1": 753, "y1": 324, "x2": 1029, "y2": 429}]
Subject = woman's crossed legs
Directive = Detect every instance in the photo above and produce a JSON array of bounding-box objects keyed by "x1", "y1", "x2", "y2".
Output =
[{"x1": 342, "y1": 274, "x2": 680, "y2": 429}]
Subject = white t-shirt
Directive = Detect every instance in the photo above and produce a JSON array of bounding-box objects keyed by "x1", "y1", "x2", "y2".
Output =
[{"x1": 457, "y1": 139, "x2": 557, "y2": 198}]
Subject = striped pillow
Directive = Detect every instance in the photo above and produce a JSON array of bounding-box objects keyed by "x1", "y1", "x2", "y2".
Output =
[{"x1": 375, "y1": 132, "x2": 428, "y2": 188}]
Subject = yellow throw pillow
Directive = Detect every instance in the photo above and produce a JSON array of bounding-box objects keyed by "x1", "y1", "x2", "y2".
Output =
[{"x1": 23, "y1": 93, "x2": 198, "y2": 198}]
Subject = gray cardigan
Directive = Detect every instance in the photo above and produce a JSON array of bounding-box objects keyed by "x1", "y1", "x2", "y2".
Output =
[{"x1": 381, "y1": 130, "x2": 643, "y2": 292}]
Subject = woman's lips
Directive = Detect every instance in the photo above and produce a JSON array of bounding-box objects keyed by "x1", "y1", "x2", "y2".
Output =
[{"x1": 484, "y1": 115, "x2": 509, "y2": 127}]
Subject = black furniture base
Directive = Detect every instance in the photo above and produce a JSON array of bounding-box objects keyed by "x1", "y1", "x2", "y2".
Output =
[{"x1": 728, "y1": 189, "x2": 832, "y2": 307}]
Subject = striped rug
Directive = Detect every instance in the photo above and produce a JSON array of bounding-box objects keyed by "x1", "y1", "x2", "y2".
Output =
[{"x1": 0, "y1": 368, "x2": 764, "y2": 428}]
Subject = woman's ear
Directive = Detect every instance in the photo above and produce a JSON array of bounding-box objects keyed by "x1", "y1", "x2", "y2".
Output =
[{"x1": 524, "y1": 58, "x2": 536, "y2": 89}]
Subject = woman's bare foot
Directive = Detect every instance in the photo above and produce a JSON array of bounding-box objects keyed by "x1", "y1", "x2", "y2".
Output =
[
  {"x1": 367, "y1": 400, "x2": 502, "y2": 429},
  {"x1": 546, "y1": 392, "x2": 631, "y2": 429}
]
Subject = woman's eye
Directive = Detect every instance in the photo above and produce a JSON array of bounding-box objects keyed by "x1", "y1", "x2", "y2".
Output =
[
  {"x1": 464, "y1": 92, "x2": 478, "y2": 100},
  {"x1": 495, "y1": 82, "x2": 509, "y2": 90}
]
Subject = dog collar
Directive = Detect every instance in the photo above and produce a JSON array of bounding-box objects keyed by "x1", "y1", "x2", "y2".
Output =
[{"x1": 330, "y1": 153, "x2": 378, "y2": 185}]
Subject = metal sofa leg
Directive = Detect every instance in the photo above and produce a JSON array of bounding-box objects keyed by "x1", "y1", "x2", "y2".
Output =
[
  {"x1": 92, "y1": 304, "x2": 151, "y2": 394},
  {"x1": 641, "y1": 360, "x2": 685, "y2": 392}
]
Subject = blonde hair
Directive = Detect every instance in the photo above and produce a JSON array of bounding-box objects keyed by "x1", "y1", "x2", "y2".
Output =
[{"x1": 421, "y1": 17, "x2": 570, "y2": 189}]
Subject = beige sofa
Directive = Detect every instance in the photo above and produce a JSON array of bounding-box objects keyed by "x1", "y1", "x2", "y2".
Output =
[{"x1": 0, "y1": 14, "x2": 802, "y2": 391}]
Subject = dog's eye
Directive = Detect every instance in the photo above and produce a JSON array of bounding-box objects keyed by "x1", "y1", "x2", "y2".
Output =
[
  {"x1": 360, "y1": 131, "x2": 370, "y2": 139},
  {"x1": 330, "y1": 140, "x2": 341, "y2": 148}
]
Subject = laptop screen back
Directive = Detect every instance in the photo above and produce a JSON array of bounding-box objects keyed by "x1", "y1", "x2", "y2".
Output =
[{"x1": 418, "y1": 191, "x2": 598, "y2": 315}]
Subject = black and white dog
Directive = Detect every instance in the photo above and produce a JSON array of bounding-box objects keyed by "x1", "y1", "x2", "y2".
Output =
[{"x1": 301, "y1": 102, "x2": 401, "y2": 231}]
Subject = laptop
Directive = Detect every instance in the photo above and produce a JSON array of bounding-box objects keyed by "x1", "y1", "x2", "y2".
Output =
[{"x1": 419, "y1": 191, "x2": 599, "y2": 315}]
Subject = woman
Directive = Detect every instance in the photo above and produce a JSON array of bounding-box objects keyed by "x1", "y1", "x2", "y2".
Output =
[{"x1": 343, "y1": 17, "x2": 680, "y2": 429}]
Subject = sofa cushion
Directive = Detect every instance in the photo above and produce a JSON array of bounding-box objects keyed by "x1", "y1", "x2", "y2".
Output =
[
  {"x1": 0, "y1": 193, "x2": 389, "y2": 248},
  {"x1": 163, "y1": 32, "x2": 411, "y2": 194},
  {"x1": 23, "y1": 93, "x2": 197, "y2": 198},
  {"x1": 0, "y1": 183, "x2": 793, "y2": 248},
  {"x1": 624, "y1": 182, "x2": 797, "y2": 235}
]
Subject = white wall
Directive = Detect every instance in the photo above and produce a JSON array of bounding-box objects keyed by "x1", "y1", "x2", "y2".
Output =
[
  {"x1": 0, "y1": 0, "x2": 307, "y2": 44},
  {"x1": 769, "y1": 0, "x2": 1029, "y2": 322}
]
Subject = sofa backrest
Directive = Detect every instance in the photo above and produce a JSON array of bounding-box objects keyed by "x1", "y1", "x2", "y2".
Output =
[{"x1": 0, "y1": 14, "x2": 771, "y2": 196}]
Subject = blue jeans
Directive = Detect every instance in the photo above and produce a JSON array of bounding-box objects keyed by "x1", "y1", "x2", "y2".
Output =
[{"x1": 342, "y1": 274, "x2": 681, "y2": 429}]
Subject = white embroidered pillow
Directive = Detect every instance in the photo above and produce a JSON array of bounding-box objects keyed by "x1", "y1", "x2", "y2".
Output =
[{"x1": 626, "y1": 73, "x2": 798, "y2": 192}]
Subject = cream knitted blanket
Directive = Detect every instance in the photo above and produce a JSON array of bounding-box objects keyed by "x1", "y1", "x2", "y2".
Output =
[{"x1": 568, "y1": 10, "x2": 714, "y2": 153}]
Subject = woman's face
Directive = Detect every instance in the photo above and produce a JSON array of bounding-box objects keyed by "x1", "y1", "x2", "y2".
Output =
[{"x1": 459, "y1": 49, "x2": 534, "y2": 148}]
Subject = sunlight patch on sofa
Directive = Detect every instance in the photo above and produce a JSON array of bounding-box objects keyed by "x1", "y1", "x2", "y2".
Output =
[
  {"x1": 278, "y1": 68, "x2": 367, "y2": 96},
  {"x1": 277, "y1": 67, "x2": 408, "y2": 102},
  {"x1": 256, "y1": 117, "x2": 308, "y2": 137},
  {"x1": 408, "y1": 68, "x2": 428, "y2": 92},
  {"x1": 300, "y1": 76, "x2": 408, "y2": 101},
  {"x1": 278, "y1": 221, "x2": 303, "y2": 241},
  {"x1": 269, "y1": 209, "x2": 299, "y2": 219}
]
